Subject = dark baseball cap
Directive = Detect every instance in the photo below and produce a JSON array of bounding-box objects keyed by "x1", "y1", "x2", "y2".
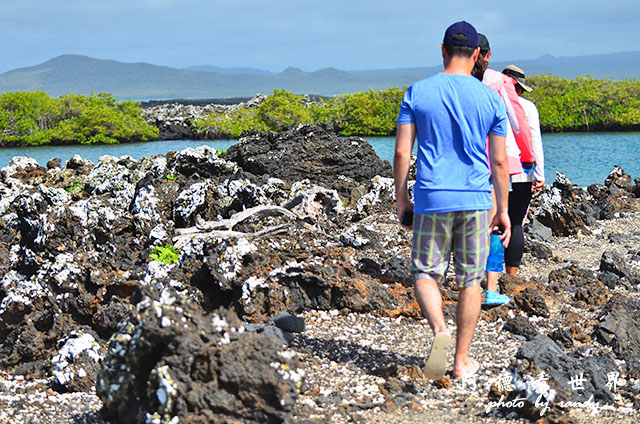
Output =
[
  {"x1": 443, "y1": 21, "x2": 479, "y2": 48},
  {"x1": 478, "y1": 33, "x2": 491, "y2": 52}
]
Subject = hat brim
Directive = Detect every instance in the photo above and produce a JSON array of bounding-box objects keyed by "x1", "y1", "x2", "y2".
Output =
[{"x1": 516, "y1": 80, "x2": 533, "y2": 92}]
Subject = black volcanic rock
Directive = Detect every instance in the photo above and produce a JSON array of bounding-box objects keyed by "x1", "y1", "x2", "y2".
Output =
[
  {"x1": 516, "y1": 335, "x2": 617, "y2": 403},
  {"x1": 503, "y1": 316, "x2": 539, "y2": 340},
  {"x1": 97, "y1": 291, "x2": 301, "y2": 423},
  {"x1": 3, "y1": 127, "x2": 640, "y2": 420},
  {"x1": 221, "y1": 124, "x2": 392, "y2": 198},
  {"x1": 523, "y1": 238, "x2": 553, "y2": 260},
  {"x1": 550, "y1": 327, "x2": 574, "y2": 348},
  {"x1": 534, "y1": 169, "x2": 640, "y2": 236},
  {"x1": 526, "y1": 217, "x2": 553, "y2": 242},
  {"x1": 593, "y1": 297, "x2": 640, "y2": 378},
  {"x1": 604, "y1": 165, "x2": 633, "y2": 193},
  {"x1": 513, "y1": 288, "x2": 550, "y2": 317},
  {"x1": 599, "y1": 250, "x2": 632, "y2": 278}
]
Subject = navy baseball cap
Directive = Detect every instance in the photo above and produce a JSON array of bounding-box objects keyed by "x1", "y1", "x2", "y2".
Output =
[
  {"x1": 478, "y1": 33, "x2": 491, "y2": 52},
  {"x1": 443, "y1": 21, "x2": 479, "y2": 48}
]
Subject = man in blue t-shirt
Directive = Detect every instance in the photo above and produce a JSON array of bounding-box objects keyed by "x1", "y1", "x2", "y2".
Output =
[{"x1": 393, "y1": 20, "x2": 511, "y2": 380}]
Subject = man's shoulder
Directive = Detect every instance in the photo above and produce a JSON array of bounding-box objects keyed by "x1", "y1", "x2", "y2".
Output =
[
  {"x1": 477, "y1": 81, "x2": 502, "y2": 98},
  {"x1": 473, "y1": 80, "x2": 504, "y2": 108},
  {"x1": 410, "y1": 73, "x2": 445, "y2": 88}
]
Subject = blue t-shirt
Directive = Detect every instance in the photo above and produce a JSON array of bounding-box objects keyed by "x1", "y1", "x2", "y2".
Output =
[{"x1": 397, "y1": 73, "x2": 507, "y2": 214}]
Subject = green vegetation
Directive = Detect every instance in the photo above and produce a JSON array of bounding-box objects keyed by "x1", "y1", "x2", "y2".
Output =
[
  {"x1": 0, "y1": 91, "x2": 158, "y2": 147},
  {"x1": 338, "y1": 88, "x2": 404, "y2": 136},
  {"x1": 149, "y1": 244, "x2": 180, "y2": 265},
  {"x1": 194, "y1": 88, "x2": 403, "y2": 138},
  {"x1": 194, "y1": 78, "x2": 640, "y2": 136},
  {"x1": 2, "y1": 76, "x2": 640, "y2": 148},
  {"x1": 526, "y1": 75, "x2": 640, "y2": 132},
  {"x1": 65, "y1": 183, "x2": 83, "y2": 192}
]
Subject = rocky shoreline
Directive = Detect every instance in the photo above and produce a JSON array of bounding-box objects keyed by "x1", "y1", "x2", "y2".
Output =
[
  {"x1": 1, "y1": 124, "x2": 640, "y2": 423},
  {"x1": 140, "y1": 95, "x2": 267, "y2": 140},
  {"x1": 140, "y1": 95, "x2": 329, "y2": 141}
]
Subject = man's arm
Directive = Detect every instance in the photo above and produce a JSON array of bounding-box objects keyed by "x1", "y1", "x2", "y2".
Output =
[
  {"x1": 488, "y1": 132, "x2": 511, "y2": 247},
  {"x1": 393, "y1": 123, "x2": 416, "y2": 226}
]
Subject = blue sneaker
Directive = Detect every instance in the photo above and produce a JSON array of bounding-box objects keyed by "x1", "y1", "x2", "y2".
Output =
[{"x1": 484, "y1": 290, "x2": 510, "y2": 306}]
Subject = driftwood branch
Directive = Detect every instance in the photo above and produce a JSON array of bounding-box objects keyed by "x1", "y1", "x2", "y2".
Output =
[
  {"x1": 173, "y1": 205, "x2": 297, "y2": 248},
  {"x1": 195, "y1": 205, "x2": 296, "y2": 231},
  {"x1": 173, "y1": 224, "x2": 291, "y2": 248}
]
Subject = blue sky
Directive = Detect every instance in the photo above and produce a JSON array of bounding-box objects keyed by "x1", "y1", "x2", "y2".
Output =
[{"x1": 1, "y1": 0, "x2": 638, "y2": 73}]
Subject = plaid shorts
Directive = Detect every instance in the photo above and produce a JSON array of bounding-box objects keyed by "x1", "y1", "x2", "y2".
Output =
[{"x1": 411, "y1": 210, "x2": 491, "y2": 288}]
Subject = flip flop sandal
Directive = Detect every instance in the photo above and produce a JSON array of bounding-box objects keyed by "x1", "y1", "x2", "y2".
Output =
[{"x1": 423, "y1": 332, "x2": 451, "y2": 380}]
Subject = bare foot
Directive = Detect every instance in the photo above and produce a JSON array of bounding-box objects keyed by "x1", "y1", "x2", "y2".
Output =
[{"x1": 452, "y1": 357, "x2": 479, "y2": 378}]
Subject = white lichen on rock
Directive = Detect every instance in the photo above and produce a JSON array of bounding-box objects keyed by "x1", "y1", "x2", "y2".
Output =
[
  {"x1": 132, "y1": 185, "x2": 162, "y2": 224},
  {"x1": 0, "y1": 271, "x2": 46, "y2": 321},
  {"x1": 51, "y1": 332, "x2": 102, "y2": 386},
  {"x1": 219, "y1": 238, "x2": 257, "y2": 280},
  {"x1": 173, "y1": 180, "x2": 211, "y2": 224},
  {"x1": 242, "y1": 276, "x2": 267, "y2": 304}
]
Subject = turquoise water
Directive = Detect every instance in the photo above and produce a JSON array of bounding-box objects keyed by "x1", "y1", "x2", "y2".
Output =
[
  {"x1": 1, "y1": 133, "x2": 639, "y2": 187},
  {"x1": 368, "y1": 132, "x2": 640, "y2": 187},
  {"x1": 0, "y1": 139, "x2": 237, "y2": 169}
]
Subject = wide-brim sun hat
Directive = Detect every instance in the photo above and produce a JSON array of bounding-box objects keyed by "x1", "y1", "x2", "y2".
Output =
[{"x1": 502, "y1": 64, "x2": 533, "y2": 92}]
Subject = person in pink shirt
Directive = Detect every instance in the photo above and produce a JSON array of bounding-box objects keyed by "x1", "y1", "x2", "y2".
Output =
[{"x1": 473, "y1": 34, "x2": 537, "y2": 305}]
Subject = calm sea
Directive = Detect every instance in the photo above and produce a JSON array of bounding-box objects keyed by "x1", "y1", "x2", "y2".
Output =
[{"x1": 1, "y1": 133, "x2": 639, "y2": 187}]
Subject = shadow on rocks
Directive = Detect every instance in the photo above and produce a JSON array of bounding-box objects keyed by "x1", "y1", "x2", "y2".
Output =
[{"x1": 291, "y1": 333, "x2": 424, "y2": 379}]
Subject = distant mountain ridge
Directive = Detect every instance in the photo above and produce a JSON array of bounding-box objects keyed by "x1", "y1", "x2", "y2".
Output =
[
  {"x1": 1, "y1": 52, "x2": 640, "y2": 100},
  {"x1": 184, "y1": 65, "x2": 273, "y2": 75}
]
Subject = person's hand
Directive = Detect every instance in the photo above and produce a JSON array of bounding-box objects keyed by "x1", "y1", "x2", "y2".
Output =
[
  {"x1": 397, "y1": 200, "x2": 414, "y2": 229},
  {"x1": 489, "y1": 210, "x2": 511, "y2": 248},
  {"x1": 531, "y1": 180, "x2": 545, "y2": 196}
]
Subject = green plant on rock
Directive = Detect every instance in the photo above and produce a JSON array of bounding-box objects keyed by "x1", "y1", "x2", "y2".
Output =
[
  {"x1": 65, "y1": 183, "x2": 83, "y2": 192},
  {"x1": 149, "y1": 244, "x2": 180, "y2": 264}
]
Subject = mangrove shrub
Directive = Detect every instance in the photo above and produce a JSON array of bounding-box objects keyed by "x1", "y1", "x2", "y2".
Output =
[
  {"x1": 0, "y1": 91, "x2": 158, "y2": 146},
  {"x1": 526, "y1": 75, "x2": 640, "y2": 132},
  {"x1": 194, "y1": 87, "x2": 404, "y2": 137}
]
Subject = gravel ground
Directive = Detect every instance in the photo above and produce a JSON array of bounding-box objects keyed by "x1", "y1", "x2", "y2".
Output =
[
  {"x1": 2, "y1": 212, "x2": 640, "y2": 424},
  {"x1": 287, "y1": 211, "x2": 640, "y2": 424}
]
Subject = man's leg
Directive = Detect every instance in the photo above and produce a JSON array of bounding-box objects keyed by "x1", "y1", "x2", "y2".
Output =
[
  {"x1": 412, "y1": 212, "x2": 453, "y2": 379},
  {"x1": 414, "y1": 277, "x2": 448, "y2": 335},
  {"x1": 452, "y1": 209, "x2": 490, "y2": 377},
  {"x1": 412, "y1": 212, "x2": 452, "y2": 334},
  {"x1": 453, "y1": 284, "x2": 481, "y2": 377}
]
